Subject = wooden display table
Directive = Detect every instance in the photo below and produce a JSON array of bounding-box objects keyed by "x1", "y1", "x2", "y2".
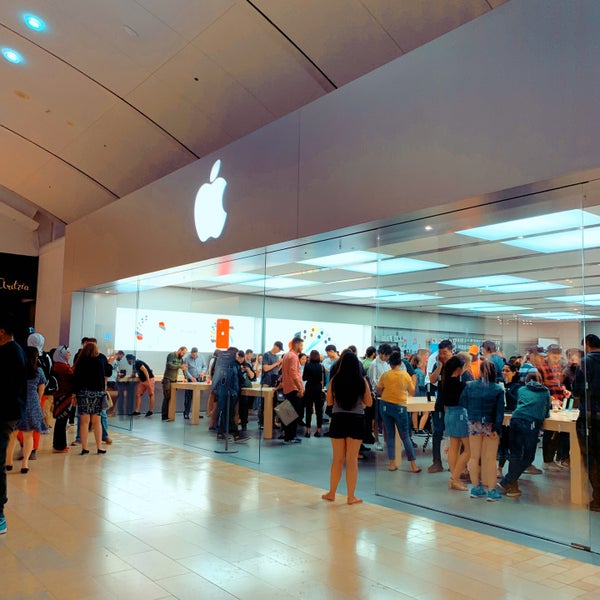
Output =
[{"x1": 169, "y1": 382, "x2": 276, "y2": 438}]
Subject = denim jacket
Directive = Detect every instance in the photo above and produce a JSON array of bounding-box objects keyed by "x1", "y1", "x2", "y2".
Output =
[{"x1": 459, "y1": 379, "x2": 505, "y2": 434}]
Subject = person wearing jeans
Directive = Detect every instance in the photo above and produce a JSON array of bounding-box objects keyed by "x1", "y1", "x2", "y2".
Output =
[
  {"x1": 427, "y1": 340, "x2": 454, "y2": 473},
  {"x1": 377, "y1": 351, "x2": 421, "y2": 473},
  {"x1": 499, "y1": 372, "x2": 550, "y2": 497}
]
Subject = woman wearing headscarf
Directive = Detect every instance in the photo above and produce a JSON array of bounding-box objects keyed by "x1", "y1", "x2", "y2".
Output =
[
  {"x1": 51, "y1": 346, "x2": 75, "y2": 453},
  {"x1": 5, "y1": 347, "x2": 48, "y2": 473}
]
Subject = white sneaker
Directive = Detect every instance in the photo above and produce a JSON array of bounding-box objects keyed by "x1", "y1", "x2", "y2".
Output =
[
  {"x1": 374, "y1": 441, "x2": 384, "y2": 451},
  {"x1": 543, "y1": 461, "x2": 562, "y2": 472}
]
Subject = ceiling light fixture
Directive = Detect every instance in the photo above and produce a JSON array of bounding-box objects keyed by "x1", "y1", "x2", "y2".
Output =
[
  {"x1": 23, "y1": 14, "x2": 46, "y2": 31},
  {"x1": 299, "y1": 251, "x2": 391, "y2": 268},
  {"x1": 340, "y1": 257, "x2": 447, "y2": 276},
  {"x1": 456, "y1": 209, "x2": 600, "y2": 241},
  {"x1": 2, "y1": 48, "x2": 24, "y2": 64}
]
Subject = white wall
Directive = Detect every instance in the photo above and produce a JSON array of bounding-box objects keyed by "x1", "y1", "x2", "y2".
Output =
[
  {"x1": 0, "y1": 216, "x2": 38, "y2": 255},
  {"x1": 34, "y1": 238, "x2": 65, "y2": 348}
]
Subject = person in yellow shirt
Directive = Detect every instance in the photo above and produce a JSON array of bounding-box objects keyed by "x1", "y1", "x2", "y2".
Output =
[{"x1": 377, "y1": 352, "x2": 421, "y2": 473}]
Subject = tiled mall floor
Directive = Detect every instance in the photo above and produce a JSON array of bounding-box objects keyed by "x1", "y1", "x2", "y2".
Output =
[{"x1": 3, "y1": 429, "x2": 600, "y2": 600}]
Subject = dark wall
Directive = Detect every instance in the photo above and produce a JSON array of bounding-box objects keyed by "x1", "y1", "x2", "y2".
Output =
[{"x1": 0, "y1": 252, "x2": 38, "y2": 347}]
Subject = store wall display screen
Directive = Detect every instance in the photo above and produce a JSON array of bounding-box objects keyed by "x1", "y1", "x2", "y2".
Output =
[
  {"x1": 265, "y1": 318, "x2": 371, "y2": 354},
  {"x1": 114, "y1": 308, "x2": 255, "y2": 352}
]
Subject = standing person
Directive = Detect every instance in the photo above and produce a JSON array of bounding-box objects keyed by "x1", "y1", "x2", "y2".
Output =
[
  {"x1": 411, "y1": 352, "x2": 429, "y2": 434},
  {"x1": 0, "y1": 314, "x2": 27, "y2": 534},
  {"x1": 281, "y1": 337, "x2": 304, "y2": 444},
  {"x1": 498, "y1": 372, "x2": 551, "y2": 498},
  {"x1": 468, "y1": 345, "x2": 481, "y2": 380},
  {"x1": 236, "y1": 350, "x2": 256, "y2": 432},
  {"x1": 367, "y1": 343, "x2": 393, "y2": 451},
  {"x1": 481, "y1": 341, "x2": 505, "y2": 382},
  {"x1": 212, "y1": 347, "x2": 248, "y2": 442},
  {"x1": 183, "y1": 347, "x2": 206, "y2": 419},
  {"x1": 427, "y1": 339, "x2": 454, "y2": 473},
  {"x1": 73, "y1": 341, "x2": 111, "y2": 455},
  {"x1": 303, "y1": 350, "x2": 325, "y2": 438},
  {"x1": 441, "y1": 355, "x2": 469, "y2": 491},
  {"x1": 575, "y1": 334, "x2": 600, "y2": 512},
  {"x1": 322, "y1": 352, "x2": 372, "y2": 504},
  {"x1": 377, "y1": 351, "x2": 421, "y2": 473},
  {"x1": 362, "y1": 346, "x2": 377, "y2": 372},
  {"x1": 126, "y1": 354, "x2": 156, "y2": 417},
  {"x1": 541, "y1": 344, "x2": 571, "y2": 470},
  {"x1": 6, "y1": 347, "x2": 48, "y2": 474},
  {"x1": 16, "y1": 332, "x2": 51, "y2": 461},
  {"x1": 497, "y1": 363, "x2": 536, "y2": 478},
  {"x1": 259, "y1": 342, "x2": 283, "y2": 428},
  {"x1": 161, "y1": 346, "x2": 187, "y2": 421},
  {"x1": 51, "y1": 346, "x2": 75, "y2": 453},
  {"x1": 460, "y1": 361, "x2": 505, "y2": 501},
  {"x1": 322, "y1": 345, "x2": 340, "y2": 388}
]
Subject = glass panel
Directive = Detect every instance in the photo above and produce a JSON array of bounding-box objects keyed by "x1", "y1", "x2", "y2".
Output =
[
  {"x1": 582, "y1": 179, "x2": 600, "y2": 552},
  {"x1": 171, "y1": 252, "x2": 267, "y2": 465},
  {"x1": 69, "y1": 289, "x2": 134, "y2": 434},
  {"x1": 372, "y1": 184, "x2": 590, "y2": 550}
]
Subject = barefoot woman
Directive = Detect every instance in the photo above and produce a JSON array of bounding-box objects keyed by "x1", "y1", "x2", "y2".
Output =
[{"x1": 322, "y1": 351, "x2": 372, "y2": 504}]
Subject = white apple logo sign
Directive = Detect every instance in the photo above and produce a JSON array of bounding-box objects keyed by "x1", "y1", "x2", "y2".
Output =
[{"x1": 194, "y1": 159, "x2": 228, "y2": 242}]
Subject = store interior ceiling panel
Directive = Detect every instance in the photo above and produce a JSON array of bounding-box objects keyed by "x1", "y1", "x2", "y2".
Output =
[{"x1": 0, "y1": 0, "x2": 508, "y2": 235}]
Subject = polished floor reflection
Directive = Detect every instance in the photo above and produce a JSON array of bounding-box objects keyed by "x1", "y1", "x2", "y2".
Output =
[{"x1": 2, "y1": 426, "x2": 600, "y2": 600}]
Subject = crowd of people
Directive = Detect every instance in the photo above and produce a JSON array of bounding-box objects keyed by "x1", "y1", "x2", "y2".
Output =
[{"x1": 2, "y1": 311, "x2": 600, "y2": 535}]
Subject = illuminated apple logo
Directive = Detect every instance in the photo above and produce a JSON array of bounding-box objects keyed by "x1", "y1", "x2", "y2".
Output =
[{"x1": 194, "y1": 159, "x2": 227, "y2": 242}]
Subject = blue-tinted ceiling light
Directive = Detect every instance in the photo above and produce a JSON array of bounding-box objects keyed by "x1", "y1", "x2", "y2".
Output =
[
  {"x1": 2, "y1": 48, "x2": 23, "y2": 64},
  {"x1": 24, "y1": 14, "x2": 46, "y2": 31}
]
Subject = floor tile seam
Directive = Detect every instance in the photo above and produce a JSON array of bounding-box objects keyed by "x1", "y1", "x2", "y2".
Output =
[{"x1": 118, "y1": 429, "x2": 600, "y2": 567}]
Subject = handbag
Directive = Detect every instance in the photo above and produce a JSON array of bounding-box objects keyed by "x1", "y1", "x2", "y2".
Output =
[
  {"x1": 274, "y1": 399, "x2": 298, "y2": 426},
  {"x1": 53, "y1": 394, "x2": 72, "y2": 419}
]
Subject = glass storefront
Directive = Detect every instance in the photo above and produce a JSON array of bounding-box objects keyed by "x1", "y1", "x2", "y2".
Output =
[{"x1": 69, "y1": 177, "x2": 600, "y2": 552}]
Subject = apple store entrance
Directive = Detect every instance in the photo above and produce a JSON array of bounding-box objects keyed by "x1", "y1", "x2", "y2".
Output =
[{"x1": 70, "y1": 177, "x2": 600, "y2": 554}]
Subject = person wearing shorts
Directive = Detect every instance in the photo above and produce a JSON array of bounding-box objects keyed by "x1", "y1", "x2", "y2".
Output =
[
  {"x1": 322, "y1": 352, "x2": 372, "y2": 505},
  {"x1": 126, "y1": 354, "x2": 155, "y2": 417}
]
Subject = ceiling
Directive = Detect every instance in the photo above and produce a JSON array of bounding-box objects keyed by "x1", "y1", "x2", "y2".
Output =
[
  {"x1": 92, "y1": 182, "x2": 600, "y2": 322},
  {"x1": 0, "y1": 0, "x2": 507, "y2": 240}
]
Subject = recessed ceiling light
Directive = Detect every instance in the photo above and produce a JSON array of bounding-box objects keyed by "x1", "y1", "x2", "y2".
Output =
[
  {"x1": 519, "y1": 312, "x2": 597, "y2": 321},
  {"x1": 23, "y1": 14, "x2": 46, "y2": 31},
  {"x1": 244, "y1": 277, "x2": 318, "y2": 289},
  {"x1": 425, "y1": 225, "x2": 433, "y2": 231},
  {"x1": 439, "y1": 275, "x2": 527, "y2": 288},
  {"x1": 2, "y1": 48, "x2": 24, "y2": 64},
  {"x1": 333, "y1": 289, "x2": 437, "y2": 302},
  {"x1": 299, "y1": 251, "x2": 391, "y2": 268},
  {"x1": 489, "y1": 281, "x2": 568, "y2": 293},
  {"x1": 340, "y1": 257, "x2": 447, "y2": 276},
  {"x1": 440, "y1": 302, "x2": 529, "y2": 312},
  {"x1": 456, "y1": 210, "x2": 600, "y2": 241},
  {"x1": 333, "y1": 289, "x2": 398, "y2": 299},
  {"x1": 379, "y1": 293, "x2": 439, "y2": 303},
  {"x1": 205, "y1": 273, "x2": 263, "y2": 285},
  {"x1": 547, "y1": 294, "x2": 600, "y2": 306},
  {"x1": 438, "y1": 275, "x2": 568, "y2": 293},
  {"x1": 503, "y1": 227, "x2": 600, "y2": 253}
]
